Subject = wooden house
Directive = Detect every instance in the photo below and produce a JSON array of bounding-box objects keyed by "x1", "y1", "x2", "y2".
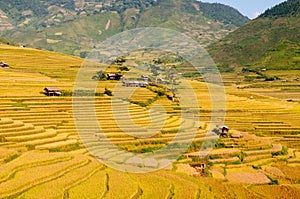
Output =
[
  {"x1": 141, "y1": 75, "x2": 152, "y2": 82},
  {"x1": 44, "y1": 87, "x2": 61, "y2": 96},
  {"x1": 107, "y1": 73, "x2": 122, "y2": 80},
  {"x1": 0, "y1": 62, "x2": 9, "y2": 68},
  {"x1": 220, "y1": 126, "x2": 229, "y2": 136}
]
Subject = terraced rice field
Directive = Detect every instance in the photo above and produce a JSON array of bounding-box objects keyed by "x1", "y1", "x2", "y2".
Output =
[{"x1": 0, "y1": 44, "x2": 300, "y2": 198}]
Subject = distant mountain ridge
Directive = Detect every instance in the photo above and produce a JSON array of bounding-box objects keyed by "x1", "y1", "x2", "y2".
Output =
[
  {"x1": 260, "y1": 0, "x2": 300, "y2": 18},
  {"x1": 0, "y1": 0, "x2": 249, "y2": 56},
  {"x1": 209, "y1": 0, "x2": 300, "y2": 70}
]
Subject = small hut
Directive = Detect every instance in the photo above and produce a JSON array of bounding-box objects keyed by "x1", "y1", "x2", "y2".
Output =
[
  {"x1": 44, "y1": 87, "x2": 61, "y2": 96},
  {"x1": 139, "y1": 81, "x2": 148, "y2": 87},
  {"x1": 0, "y1": 62, "x2": 9, "y2": 68},
  {"x1": 141, "y1": 75, "x2": 151, "y2": 82},
  {"x1": 107, "y1": 73, "x2": 122, "y2": 80},
  {"x1": 220, "y1": 126, "x2": 229, "y2": 136}
]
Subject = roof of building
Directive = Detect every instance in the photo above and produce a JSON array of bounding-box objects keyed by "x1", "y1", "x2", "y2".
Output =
[
  {"x1": 44, "y1": 87, "x2": 60, "y2": 92},
  {"x1": 107, "y1": 73, "x2": 122, "y2": 76},
  {"x1": 220, "y1": 125, "x2": 229, "y2": 130}
]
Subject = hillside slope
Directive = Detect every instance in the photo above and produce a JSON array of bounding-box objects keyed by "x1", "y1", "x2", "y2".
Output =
[
  {"x1": 0, "y1": 37, "x2": 14, "y2": 45},
  {"x1": 0, "y1": 0, "x2": 249, "y2": 56},
  {"x1": 209, "y1": 0, "x2": 300, "y2": 70},
  {"x1": 0, "y1": 44, "x2": 82, "y2": 95},
  {"x1": 0, "y1": 44, "x2": 300, "y2": 198}
]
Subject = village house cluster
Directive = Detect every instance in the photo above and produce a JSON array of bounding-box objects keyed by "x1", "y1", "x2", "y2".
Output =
[
  {"x1": 122, "y1": 74, "x2": 151, "y2": 88},
  {"x1": 105, "y1": 72, "x2": 151, "y2": 88}
]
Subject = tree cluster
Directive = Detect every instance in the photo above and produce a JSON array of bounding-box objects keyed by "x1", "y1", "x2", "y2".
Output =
[{"x1": 260, "y1": 0, "x2": 300, "y2": 18}]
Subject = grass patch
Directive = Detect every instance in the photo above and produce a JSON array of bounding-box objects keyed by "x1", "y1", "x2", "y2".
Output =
[
  {"x1": 254, "y1": 132, "x2": 264, "y2": 137},
  {"x1": 66, "y1": 90, "x2": 104, "y2": 96},
  {"x1": 161, "y1": 129, "x2": 178, "y2": 134},
  {"x1": 120, "y1": 140, "x2": 167, "y2": 153},
  {"x1": 126, "y1": 145, "x2": 164, "y2": 153},
  {"x1": 130, "y1": 101, "x2": 148, "y2": 107},
  {"x1": 26, "y1": 145, "x2": 35, "y2": 150},
  {"x1": 268, "y1": 178, "x2": 279, "y2": 185},
  {"x1": 104, "y1": 88, "x2": 113, "y2": 96},
  {"x1": 272, "y1": 146, "x2": 288, "y2": 156},
  {"x1": 252, "y1": 165, "x2": 261, "y2": 170},
  {"x1": 187, "y1": 141, "x2": 203, "y2": 153},
  {"x1": 131, "y1": 186, "x2": 143, "y2": 199},
  {"x1": 240, "y1": 152, "x2": 247, "y2": 162},
  {"x1": 209, "y1": 155, "x2": 222, "y2": 160},
  {"x1": 49, "y1": 143, "x2": 81, "y2": 152},
  {"x1": 0, "y1": 136, "x2": 6, "y2": 142},
  {"x1": 232, "y1": 160, "x2": 242, "y2": 165},
  {"x1": 166, "y1": 184, "x2": 175, "y2": 199},
  {"x1": 215, "y1": 140, "x2": 226, "y2": 149},
  {"x1": 130, "y1": 97, "x2": 157, "y2": 107},
  {"x1": 223, "y1": 166, "x2": 227, "y2": 177},
  {"x1": 4, "y1": 153, "x2": 21, "y2": 163}
]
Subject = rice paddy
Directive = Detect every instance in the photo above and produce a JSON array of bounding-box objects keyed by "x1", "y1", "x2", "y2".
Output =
[{"x1": 0, "y1": 44, "x2": 300, "y2": 198}]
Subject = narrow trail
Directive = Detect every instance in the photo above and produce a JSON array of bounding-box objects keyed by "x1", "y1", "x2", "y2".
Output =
[{"x1": 105, "y1": 19, "x2": 111, "y2": 30}]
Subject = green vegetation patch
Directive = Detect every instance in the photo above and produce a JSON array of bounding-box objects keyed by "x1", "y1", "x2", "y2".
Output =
[
  {"x1": 4, "y1": 153, "x2": 21, "y2": 163},
  {"x1": 49, "y1": 143, "x2": 81, "y2": 152}
]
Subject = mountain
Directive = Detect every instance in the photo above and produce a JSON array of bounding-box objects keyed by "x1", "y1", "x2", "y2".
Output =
[
  {"x1": 209, "y1": 0, "x2": 300, "y2": 70},
  {"x1": 260, "y1": 0, "x2": 300, "y2": 18},
  {"x1": 0, "y1": 0, "x2": 249, "y2": 56}
]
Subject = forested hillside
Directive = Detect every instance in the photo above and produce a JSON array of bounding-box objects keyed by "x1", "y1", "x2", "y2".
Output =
[
  {"x1": 260, "y1": 0, "x2": 300, "y2": 18},
  {"x1": 209, "y1": 0, "x2": 300, "y2": 70},
  {"x1": 0, "y1": 0, "x2": 249, "y2": 56}
]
